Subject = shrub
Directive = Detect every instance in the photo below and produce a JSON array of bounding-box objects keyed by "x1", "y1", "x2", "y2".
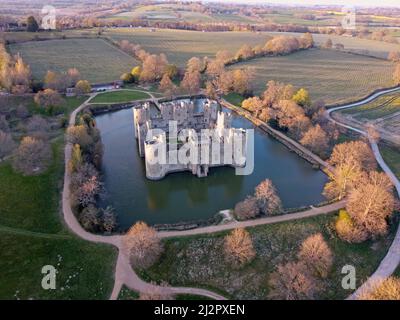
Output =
[
  {"x1": 234, "y1": 196, "x2": 260, "y2": 220},
  {"x1": 298, "y1": 233, "x2": 333, "y2": 278},
  {"x1": 224, "y1": 228, "x2": 256, "y2": 267},
  {"x1": 12, "y1": 136, "x2": 52, "y2": 175},
  {"x1": 124, "y1": 222, "x2": 163, "y2": 269}
]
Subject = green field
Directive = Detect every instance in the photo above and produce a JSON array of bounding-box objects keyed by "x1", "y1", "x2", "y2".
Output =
[
  {"x1": 380, "y1": 144, "x2": 400, "y2": 179},
  {"x1": 229, "y1": 49, "x2": 394, "y2": 105},
  {"x1": 0, "y1": 96, "x2": 117, "y2": 299},
  {"x1": 8, "y1": 38, "x2": 138, "y2": 83},
  {"x1": 90, "y1": 90, "x2": 151, "y2": 103},
  {"x1": 341, "y1": 92, "x2": 400, "y2": 120},
  {"x1": 139, "y1": 213, "x2": 396, "y2": 300}
]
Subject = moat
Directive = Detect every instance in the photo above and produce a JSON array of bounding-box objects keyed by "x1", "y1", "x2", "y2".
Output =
[{"x1": 96, "y1": 99, "x2": 328, "y2": 229}]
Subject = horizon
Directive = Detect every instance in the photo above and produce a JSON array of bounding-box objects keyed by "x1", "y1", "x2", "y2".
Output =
[{"x1": 202, "y1": 0, "x2": 400, "y2": 8}]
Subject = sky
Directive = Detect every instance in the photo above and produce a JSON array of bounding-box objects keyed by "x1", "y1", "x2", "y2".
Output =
[{"x1": 204, "y1": 0, "x2": 400, "y2": 7}]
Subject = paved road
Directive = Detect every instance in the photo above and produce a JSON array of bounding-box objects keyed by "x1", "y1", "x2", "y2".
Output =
[{"x1": 326, "y1": 86, "x2": 400, "y2": 299}]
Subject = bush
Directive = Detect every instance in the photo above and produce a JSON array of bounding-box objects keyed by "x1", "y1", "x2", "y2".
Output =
[
  {"x1": 124, "y1": 222, "x2": 163, "y2": 269},
  {"x1": 224, "y1": 228, "x2": 256, "y2": 267},
  {"x1": 12, "y1": 136, "x2": 52, "y2": 175},
  {"x1": 234, "y1": 196, "x2": 260, "y2": 220},
  {"x1": 335, "y1": 210, "x2": 368, "y2": 243},
  {"x1": 298, "y1": 233, "x2": 333, "y2": 278}
]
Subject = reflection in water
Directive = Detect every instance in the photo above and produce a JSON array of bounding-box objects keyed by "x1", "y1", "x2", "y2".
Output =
[{"x1": 96, "y1": 104, "x2": 328, "y2": 229}]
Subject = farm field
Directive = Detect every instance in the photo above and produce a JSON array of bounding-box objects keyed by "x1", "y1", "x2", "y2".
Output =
[
  {"x1": 8, "y1": 38, "x2": 138, "y2": 83},
  {"x1": 102, "y1": 28, "x2": 400, "y2": 65},
  {"x1": 229, "y1": 49, "x2": 394, "y2": 105},
  {"x1": 380, "y1": 144, "x2": 400, "y2": 179},
  {"x1": 341, "y1": 92, "x2": 400, "y2": 120}
]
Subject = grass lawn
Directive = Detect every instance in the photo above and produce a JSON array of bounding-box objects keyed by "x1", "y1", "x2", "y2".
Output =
[
  {"x1": 229, "y1": 49, "x2": 394, "y2": 105},
  {"x1": 379, "y1": 143, "x2": 400, "y2": 179},
  {"x1": 117, "y1": 286, "x2": 140, "y2": 300},
  {"x1": 8, "y1": 38, "x2": 137, "y2": 83},
  {"x1": 0, "y1": 97, "x2": 118, "y2": 299},
  {"x1": 90, "y1": 90, "x2": 151, "y2": 104},
  {"x1": 223, "y1": 93, "x2": 245, "y2": 107},
  {"x1": 139, "y1": 213, "x2": 397, "y2": 300}
]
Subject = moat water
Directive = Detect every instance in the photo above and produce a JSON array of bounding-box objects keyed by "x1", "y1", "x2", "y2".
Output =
[{"x1": 96, "y1": 103, "x2": 328, "y2": 229}]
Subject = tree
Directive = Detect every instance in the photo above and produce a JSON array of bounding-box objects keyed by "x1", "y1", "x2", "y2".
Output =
[
  {"x1": 131, "y1": 66, "x2": 142, "y2": 82},
  {"x1": 298, "y1": 233, "x2": 333, "y2": 278},
  {"x1": 275, "y1": 99, "x2": 311, "y2": 139},
  {"x1": 205, "y1": 81, "x2": 218, "y2": 100},
  {"x1": 12, "y1": 136, "x2": 52, "y2": 175},
  {"x1": 232, "y1": 69, "x2": 252, "y2": 95},
  {"x1": 68, "y1": 144, "x2": 83, "y2": 173},
  {"x1": 164, "y1": 64, "x2": 178, "y2": 80},
  {"x1": 254, "y1": 179, "x2": 282, "y2": 215},
  {"x1": 79, "y1": 205, "x2": 101, "y2": 231},
  {"x1": 67, "y1": 125, "x2": 93, "y2": 149},
  {"x1": 159, "y1": 73, "x2": 176, "y2": 97},
  {"x1": 216, "y1": 50, "x2": 233, "y2": 64},
  {"x1": 388, "y1": 51, "x2": 400, "y2": 62},
  {"x1": 102, "y1": 206, "x2": 117, "y2": 233},
  {"x1": 262, "y1": 80, "x2": 295, "y2": 108},
  {"x1": 206, "y1": 59, "x2": 225, "y2": 77},
  {"x1": 34, "y1": 89, "x2": 64, "y2": 108},
  {"x1": 224, "y1": 228, "x2": 256, "y2": 267},
  {"x1": 140, "y1": 54, "x2": 168, "y2": 82},
  {"x1": 323, "y1": 141, "x2": 376, "y2": 200},
  {"x1": 268, "y1": 261, "x2": 319, "y2": 300},
  {"x1": 335, "y1": 209, "x2": 368, "y2": 243},
  {"x1": 124, "y1": 222, "x2": 163, "y2": 269},
  {"x1": 393, "y1": 63, "x2": 400, "y2": 85},
  {"x1": 0, "y1": 130, "x2": 16, "y2": 159},
  {"x1": 120, "y1": 72, "x2": 134, "y2": 83},
  {"x1": 242, "y1": 96, "x2": 263, "y2": 113},
  {"x1": 26, "y1": 115, "x2": 50, "y2": 140},
  {"x1": 292, "y1": 88, "x2": 311, "y2": 108},
  {"x1": 186, "y1": 57, "x2": 203, "y2": 73},
  {"x1": 346, "y1": 171, "x2": 395, "y2": 239},
  {"x1": 75, "y1": 175, "x2": 101, "y2": 207},
  {"x1": 300, "y1": 125, "x2": 329, "y2": 156},
  {"x1": 234, "y1": 196, "x2": 260, "y2": 220},
  {"x1": 300, "y1": 32, "x2": 314, "y2": 49},
  {"x1": 66, "y1": 68, "x2": 81, "y2": 87},
  {"x1": 27, "y1": 16, "x2": 39, "y2": 32},
  {"x1": 180, "y1": 70, "x2": 201, "y2": 95},
  {"x1": 44, "y1": 70, "x2": 68, "y2": 92},
  {"x1": 75, "y1": 80, "x2": 91, "y2": 95},
  {"x1": 359, "y1": 277, "x2": 400, "y2": 300},
  {"x1": 235, "y1": 44, "x2": 254, "y2": 60}
]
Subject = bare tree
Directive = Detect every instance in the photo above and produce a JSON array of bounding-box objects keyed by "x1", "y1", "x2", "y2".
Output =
[
  {"x1": 34, "y1": 89, "x2": 64, "y2": 109},
  {"x1": 159, "y1": 73, "x2": 176, "y2": 97},
  {"x1": 324, "y1": 141, "x2": 376, "y2": 200},
  {"x1": 186, "y1": 57, "x2": 203, "y2": 73},
  {"x1": 298, "y1": 233, "x2": 333, "y2": 278},
  {"x1": 124, "y1": 222, "x2": 163, "y2": 269},
  {"x1": 335, "y1": 209, "x2": 369, "y2": 243},
  {"x1": 234, "y1": 196, "x2": 260, "y2": 220},
  {"x1": 300, "y1": 124, "x2": 329, "y2": 156},
  {"x1": 347, "y1": 171, "x2": 395, "y2": 239},
  {"x1": 359, "y1": 277, "x2": 400, "y2": 300},
  {"x1": 268, "y1": 261, "x2": 319, "y2": 300},
  {"x1": 254, "y1": 179, "x2": 282, "y2": 215},
  {"x1": 12, "y1": 136, "x2": 52, "y2": 175},
  {"x1": 224, "y1": 228, "x2": 256, "y2": 267},
  {"x1": 180, "y1": 70, "x2": 201, "y2": 95}
]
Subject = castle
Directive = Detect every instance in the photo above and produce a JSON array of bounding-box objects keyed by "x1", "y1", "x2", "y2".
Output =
[{"x1": 133, "y1": 99, "x2": 248, "y2": 180}]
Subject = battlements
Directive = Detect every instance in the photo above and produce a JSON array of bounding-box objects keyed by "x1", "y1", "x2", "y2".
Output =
[{"x1": 133, "y1": 99, "x2": 247, "y2": 180}]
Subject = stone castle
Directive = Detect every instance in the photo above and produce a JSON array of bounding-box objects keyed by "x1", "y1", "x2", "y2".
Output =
[{"x1": 133, "y1": 99, "x2": 247, "y2": 180}]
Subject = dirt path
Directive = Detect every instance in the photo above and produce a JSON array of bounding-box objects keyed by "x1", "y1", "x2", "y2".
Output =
[
  {"x1": 61, "y1": 93, "x2": 347, "y2": 300},
  {"x1": 326, "y1": 86, "x2": 400, "y2": 299}
]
